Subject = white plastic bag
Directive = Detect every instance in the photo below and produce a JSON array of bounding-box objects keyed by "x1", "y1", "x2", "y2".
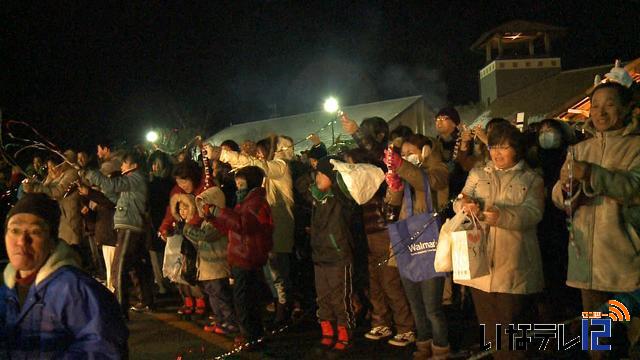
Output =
[
  {"x1": 434, "y1": 211, "x2": 467, "y2": 272},
  {"x1": 451, "y1": 213, "x2": 489, "y2": 281},
  {"x1": 162, "y1": 234, "x2": 187, "y2": 284},
  {"x1": 329, "y1": 159, "x2": 385, "y2": 205}
]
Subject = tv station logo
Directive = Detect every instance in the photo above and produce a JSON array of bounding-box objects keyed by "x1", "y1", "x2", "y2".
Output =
[{"x1": 481, "y1": 300, "x2": 631, "y2": 352}]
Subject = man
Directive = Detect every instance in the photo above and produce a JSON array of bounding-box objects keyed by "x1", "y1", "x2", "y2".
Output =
[
  {"x1": 0, "y1": 193, "x2": 128, "y2": 358},
  {"x1": 83, "y1": 150, "x2": 154, "y2": 316},
  {"x1": 434, "y1": 107, "x2": 468, "y2": 202}
]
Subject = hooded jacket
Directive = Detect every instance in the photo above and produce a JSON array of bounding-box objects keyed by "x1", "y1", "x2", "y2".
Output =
[
  {"x1": 453, "y1": 160, "x2": 545, "y2": 294},
  {"x1": 170, "y1": 191, "x2": 230, "y2": 280},
  {"x1": 212, "y1": 187, "x2": 274, "y2": 270},
  {"x1": 219, "y1": 137, "x2": 294, "y2": 253},
  {"x1": 552, "y1": 118, "x2": 640, "y2": 292},
  {"x1": 0, "y1": 241, "x2": 128, "y2": 358}
]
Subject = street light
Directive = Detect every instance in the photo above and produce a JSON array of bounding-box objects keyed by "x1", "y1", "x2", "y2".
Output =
[
  {"x1": 324, "y1": 97, "x2": 341, "y2": 145},
  {"x1": 146, "y1": 130, "x2": 159, "y2": 143},
  {"x1": 323, "y1": 97, "x2": 339, "y2": 113}
]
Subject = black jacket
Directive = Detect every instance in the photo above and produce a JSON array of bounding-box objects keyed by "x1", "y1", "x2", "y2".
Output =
[{"x1": 310, "y1": 184, "x2": 354, "y2": 265}]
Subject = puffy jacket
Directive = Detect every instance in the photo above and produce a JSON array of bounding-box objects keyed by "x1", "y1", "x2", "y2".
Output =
[
  {"x1": 0, "y1": 241, "x2": 128, "y2": 358},
  {"x1": 310, "y1": 184, "x2": 354, "y2": 265},
  {"x1": 213, "y1": 187, "x2": 274, "y2": 270},
  {"x1": 169, "y1": 192, "x2": 230, "y2": 281},
  {"x1": 159, "y1": 182, "x2": 206, "y2": 237},
  {"x1": 453, "y1": 160, "x2": 545, "y2": 294},
  {"x1": 220, "y1": 145, "x2": 294, "y2": 253},
  {"x1": 30, "y1": 165, "x2": 83, "y2": 245},
  {"x1": 86, "y1": 169, "x2": 148, "y2": 232},
  {"x1": 552, "y1": 118, "x2": 640, "y2": 292}
]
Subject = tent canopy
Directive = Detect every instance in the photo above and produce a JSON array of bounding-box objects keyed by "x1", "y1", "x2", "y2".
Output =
[{"x1": 206, "y1": 95, "x2": 424, "y2": 149}]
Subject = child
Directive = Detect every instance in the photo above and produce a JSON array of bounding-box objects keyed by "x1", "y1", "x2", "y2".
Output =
[
  {"x1": 167, "y1": 193, "x2": 206, "y2": 318},
  {"x1": 192, "y1": 186, "x2": 239, "y2": 334},
  {"x1": 309, "y1": 158, "x2": 356, "y2": 353},
  {"x1": 209, "y1": 166, "x2": 273, "y2": 348}
]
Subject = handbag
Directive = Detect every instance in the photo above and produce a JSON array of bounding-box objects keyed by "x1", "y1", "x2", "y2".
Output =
[
  {"x1": 451, "y1": 213, "x2": 489, "y2": 280},
  {"x1": 434, "y1": 211, "x2": 467, "y2": 272},
  {"x1": 388, "y1": 171, "x2": 446, "y2": 282}
]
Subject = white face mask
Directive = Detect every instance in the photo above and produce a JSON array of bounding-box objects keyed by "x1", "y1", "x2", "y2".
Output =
[
  {"x1": 403, "y1": 153, "x2": 421, "y2": 165},
  {"x1": 539, "y1": 131, "x2": 562, "y2": 149}
]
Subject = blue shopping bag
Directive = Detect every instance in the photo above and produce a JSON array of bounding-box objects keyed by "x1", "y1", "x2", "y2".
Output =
[{"x1": 388, "y1": 171, "x2": 446, "y2": 282}]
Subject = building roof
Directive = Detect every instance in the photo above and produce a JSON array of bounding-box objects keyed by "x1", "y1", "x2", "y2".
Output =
[
  {"x1": 481, "y1": 64, "x2": 611, "y2": 122},
  {"x1": 206, "y1": 95, "x2": 424, "y2": 147},
  {"x1": 471, "y1": 20, "x2": 566, "y2": 51}
]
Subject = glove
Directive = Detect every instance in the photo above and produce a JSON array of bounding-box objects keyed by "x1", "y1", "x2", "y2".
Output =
[
  {"x1": 383, "y1": 148, "x2": 403, "y2": 172},
  {"x1": 385, "y1": 172, "x2": 404, "y2": 192}
]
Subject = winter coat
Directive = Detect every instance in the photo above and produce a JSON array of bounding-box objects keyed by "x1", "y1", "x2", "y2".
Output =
[
  {"x1": 310, "y1": 184, "x2": 354, "y2": 265},
  {"x1": 213, "y1": 187, "x2": 274, "y2": 270},
  {"x1": 349, "y1": 126, "x2": 391, "y2": 235},
  {"x1": 86, "y1": 169, "x2": 148, "y2": 232},
  {"x1": 386, "y1": 154, "x2": 450, "y2": 219},
  {"x1": 0, "y1": 241, "x2": 128, "y2": 358},
  {"x1": 84, "y1": 188, "x2": 117, "y2": 246},
  {"x1": 170, "y1": 192, "x2": 230, "y2": 281},
  {"x1": 158, "y1": 182, "x2": 206, "y2": 237},
  {"x1": 552, "y1": 118, "x2": 640, "y2": 292},
  {"x1": 438, "y1": 131, "x2": 469, "y2": 200},
  {"x1": 30, "y1": 165, "x2": 83, "y2": 246},
  {"x1": 453, "y1": 160, "x2": 545, "y2": 294},
  {"x1": 220, "y1": 145, "x2": 294, "y2": 253}
]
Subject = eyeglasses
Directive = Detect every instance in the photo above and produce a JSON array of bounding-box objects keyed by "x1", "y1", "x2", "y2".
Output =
[
  {"x1": 435, "y1": 116, "x2": 451, "y2": 123},
  {"x1": 488, "y1": 145, "x2": 512, "y2": 151}
]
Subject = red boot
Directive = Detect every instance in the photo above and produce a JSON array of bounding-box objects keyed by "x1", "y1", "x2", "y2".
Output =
[
  {"x1": 333, "y1": 325, "x2": 352, "y2": 351},
  {"x1": 178, "y1": 296, "x2": 194, "y2": 317},
  {"x1": 195, "y1": 297, "x2": 207, "y2": 317},
  {"x1": 320, "y1": 320, "x2": 334, "y2": 347}
]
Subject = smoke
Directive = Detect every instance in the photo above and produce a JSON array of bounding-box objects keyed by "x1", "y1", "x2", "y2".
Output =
[{"x1": 379, "y1": 64, "x2": 447, "y2": 110}]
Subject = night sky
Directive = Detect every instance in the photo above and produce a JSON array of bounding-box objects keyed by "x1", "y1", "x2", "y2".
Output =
[{"x1": 1, "y1": 1, "x2": 638, "y2": 152}]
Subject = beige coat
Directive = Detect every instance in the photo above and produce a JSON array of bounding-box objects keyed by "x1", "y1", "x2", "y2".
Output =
[
  {"x1": 220, "y1": 140, "x2": 295, "y2": 253},
  {"x1": 170, "y1": 192, "x2": 230, "y2": 281},
  {"x1": 552, "y1": 118, "x2": 640, "y2": 292},
  {"x1": 386, "y1": 152, "x2": 450, "y2": 218},
  {"x1": 453, "y1": 161, "x2": 545, "y2": 294},
  {"x1": 31, "y1": 165, "x2": 82, "y2": 246}
]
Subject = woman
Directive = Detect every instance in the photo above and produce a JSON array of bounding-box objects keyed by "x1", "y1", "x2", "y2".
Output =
[
  {"x1": 385, "y1": 134, "x2": 451, "y2": 359},
  {"x1": 535, "y1": 119, "x2": 580, "y2": 322},
  {"x1": 553, "y1": 73, "x2": 639, "y2": 357},
  {"x1": 455, "y1": 123, "x2": 544, "y2": 359},
  {"x1": 148, "y1": 150, "x2": 174, "y2": 295}
]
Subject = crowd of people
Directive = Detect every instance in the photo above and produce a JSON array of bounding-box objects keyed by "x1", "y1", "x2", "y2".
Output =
[{"x1": 1, "y1": 64, "x2": 639, "y2": 359}]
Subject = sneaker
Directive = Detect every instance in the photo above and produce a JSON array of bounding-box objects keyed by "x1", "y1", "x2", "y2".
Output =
[
  {"x1": 387, "y1": 331, "x2": 415, "y2": 347},
  {"x1": 203, "y1": 322, "x2": 218, "y2": 333},
  {"x1": 130, "y1": 303, "x2": 152, "y2": 313},
  {"x1": 364, "y1": 326, "x2": 393, "y2": 340}
]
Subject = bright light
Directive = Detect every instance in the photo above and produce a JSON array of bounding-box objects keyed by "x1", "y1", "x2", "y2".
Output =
[
  {"x1": 146, "y1": 131, "x2": 159, "y2": 143},
  {"x1": 324, "y1": 97, "x2": 339, "y2": 113}
]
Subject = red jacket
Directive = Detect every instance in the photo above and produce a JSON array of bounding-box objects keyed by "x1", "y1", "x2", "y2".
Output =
[
  {"x1": 158, "y1": 182, "x2": 206, "y2": 236},
  {"x1": 213, "y1": 188, "x2": 273, "y2": 270}
]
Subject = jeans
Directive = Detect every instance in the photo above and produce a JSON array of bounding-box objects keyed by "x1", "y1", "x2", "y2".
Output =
[{"x1": 401, "y1": 276, "x2": 448, "y2": 346}]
